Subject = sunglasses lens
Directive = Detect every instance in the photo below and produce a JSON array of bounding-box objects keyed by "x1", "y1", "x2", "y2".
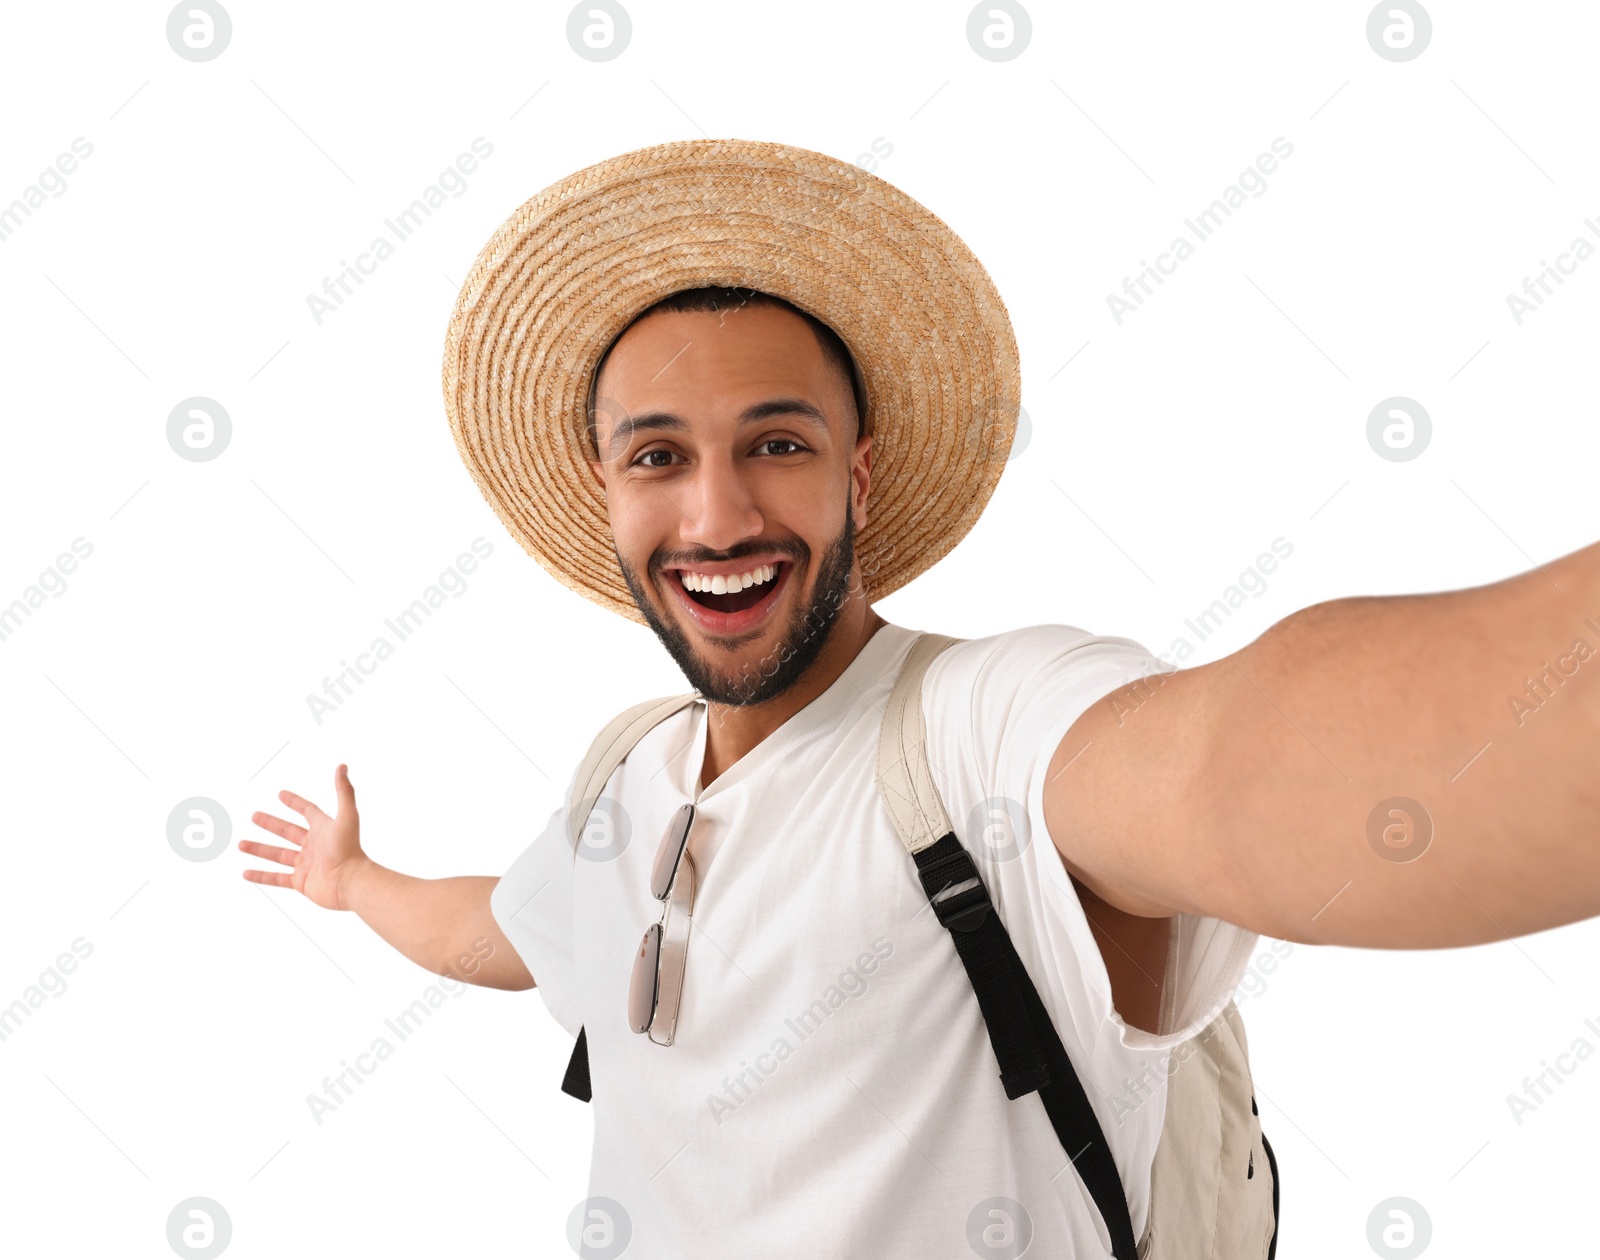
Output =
[
  {"x1": 628, "y1": 922, "x2": 663, "y2": 1033},
  {"x1": 650, "y1": 803, "x2": 696, "y2": 901}
]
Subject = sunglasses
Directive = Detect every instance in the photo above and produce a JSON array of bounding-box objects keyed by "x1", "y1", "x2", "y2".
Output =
[{"x1": 628, "y1": 802, "x2": 697, "y2": 1046}]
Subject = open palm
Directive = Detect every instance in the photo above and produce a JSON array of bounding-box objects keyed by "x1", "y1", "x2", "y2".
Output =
[{"x1": 240, "y1": 763, "x2": 365, "y2": 911}]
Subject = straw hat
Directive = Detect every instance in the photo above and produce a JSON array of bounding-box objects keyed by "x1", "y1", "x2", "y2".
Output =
[{"x1": 441, "y1": 137, "x2": 1020, "y2": 626}]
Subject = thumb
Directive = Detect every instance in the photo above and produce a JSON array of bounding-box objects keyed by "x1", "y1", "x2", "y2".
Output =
[{"x1": 335, "y1": 763, "x2": 357, "y2": 812}]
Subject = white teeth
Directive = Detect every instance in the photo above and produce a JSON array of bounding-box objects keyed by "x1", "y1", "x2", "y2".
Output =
[{"x1": 682, "y1": 563, "x2": 779, "y2": 593}]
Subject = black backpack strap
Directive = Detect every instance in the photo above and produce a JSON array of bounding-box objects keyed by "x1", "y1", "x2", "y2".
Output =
[
  {"x1": 913, "y1": 836, "x2": 1051, "y2": 1098},
  {"x1": 561, "y1": 1025, "x2": 592, "y2": 1102},
  {"x1": 915, "y1": 831, "x2": 1140, "y2": 1260},
  {"x1": 880, "y1": 631, "x2": 1139, "y2": 1260}
]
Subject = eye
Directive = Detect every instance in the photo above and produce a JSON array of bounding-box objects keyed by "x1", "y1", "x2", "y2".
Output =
[
  {"x1": 758, "y1": 438, "x2": 807, "y2": 456},
  {"x1": 631, "y1": 448, "x2": 683, "y2": 469}
]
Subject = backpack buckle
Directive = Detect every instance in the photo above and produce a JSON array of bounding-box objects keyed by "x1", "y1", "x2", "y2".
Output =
[{"x1": 917, "y1": 845, "x2": 992, "y2": 932}]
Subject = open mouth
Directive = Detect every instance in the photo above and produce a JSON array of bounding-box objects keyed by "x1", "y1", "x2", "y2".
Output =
[{"x1": 667, "y1": 559, "x2": 791, "y2": 632}]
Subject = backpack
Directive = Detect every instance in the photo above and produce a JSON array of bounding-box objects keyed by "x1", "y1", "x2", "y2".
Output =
[{"x1": 554, "y1": 630, "x2": 1279, "y2": 1260}]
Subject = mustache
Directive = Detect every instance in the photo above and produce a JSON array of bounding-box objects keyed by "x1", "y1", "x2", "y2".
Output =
[{"x1": 654, "y1": 542, "x2": 804, "y2": 572}]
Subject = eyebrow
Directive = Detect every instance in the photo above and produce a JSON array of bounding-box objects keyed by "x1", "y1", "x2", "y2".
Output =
[{"x1": 604, "y1": 397, "x2": 831, "y2": 456}]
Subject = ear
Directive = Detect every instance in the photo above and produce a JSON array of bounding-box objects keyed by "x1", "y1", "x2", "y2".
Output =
[{"x1": 850, "y1": 433, "x2": 872, "y2": 530}]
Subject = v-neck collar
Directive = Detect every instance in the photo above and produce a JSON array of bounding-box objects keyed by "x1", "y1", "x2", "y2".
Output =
[{"x1": 684, "y1": 621, "x2": 918, "y2": 802}]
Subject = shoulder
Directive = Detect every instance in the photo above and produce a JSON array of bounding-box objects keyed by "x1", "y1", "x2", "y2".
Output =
[
  {"x1": 918, "y1": 626, "x2": 1175, "y2": 889},
  {"x1": 913, "y1": 623, "x2": 1168, "y2": 822},
  {"x1": 923, "y1": 624, "x2": 1164, "y2": 705}
]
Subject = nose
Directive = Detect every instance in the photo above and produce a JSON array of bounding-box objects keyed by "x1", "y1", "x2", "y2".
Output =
[{"x1": 678, "y1": 449, "x2": 764, "y2": 554}]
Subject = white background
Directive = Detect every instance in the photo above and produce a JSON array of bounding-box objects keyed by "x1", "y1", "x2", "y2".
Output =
[{"x1": 2, "y1": 1, "x2": 1597, "y2": 1256}]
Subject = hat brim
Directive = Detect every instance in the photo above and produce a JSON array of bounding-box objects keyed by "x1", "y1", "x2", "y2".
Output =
[{"x1": 442, "y1": 137, "x2": 1020, "y2": 626}]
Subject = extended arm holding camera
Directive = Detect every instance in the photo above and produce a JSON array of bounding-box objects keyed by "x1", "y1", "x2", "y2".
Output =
[{"x1": 1047, "y1": 538, "x2": 1600, "y2": 949}]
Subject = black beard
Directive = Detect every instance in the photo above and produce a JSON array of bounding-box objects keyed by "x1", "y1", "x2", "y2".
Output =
[{"x1": 618, "y1": 502, "x2": 857, "y2": 707}]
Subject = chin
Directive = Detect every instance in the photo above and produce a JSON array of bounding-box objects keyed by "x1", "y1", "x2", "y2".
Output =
[{"x1": 620, "y1": 501, "x2": 858, "y2": 706}]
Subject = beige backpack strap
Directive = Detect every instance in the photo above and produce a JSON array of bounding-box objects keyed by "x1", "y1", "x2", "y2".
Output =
[
  {"x1": 875, "y1": 630, "x2": 964, "y2": 856},
  {"x1": 565, "y1": 692, "x2": 699, "y2": 848},
  {"x1": 878, "y1": 628, "x2": 1144, "y2": 1260}
]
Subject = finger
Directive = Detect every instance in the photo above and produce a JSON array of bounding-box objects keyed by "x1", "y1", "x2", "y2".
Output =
[
  {"x1": 249, "y1": 811, "x2": 307, "y2": 846},
  {"x1": 278, "y1": 789, "x2": 327, "y2": 824},
  {"x1": 242, "y1": 868, "x2": 292, "y2": 889},
  {"x1": 238, "y1": 839, "x2": 300, "y2": 869},
  {"x1": 334, "y1": 763, "x2": 358, "y2": 814}
]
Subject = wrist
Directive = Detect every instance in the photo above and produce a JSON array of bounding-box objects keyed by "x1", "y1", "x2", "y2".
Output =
[{"x1": 336, "y1": 853, "x2": 382, "y2": 914}]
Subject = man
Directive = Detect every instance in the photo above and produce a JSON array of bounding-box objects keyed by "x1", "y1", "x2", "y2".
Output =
[{"x1": 242, "y1": 140, "x2": 1600, "y2": 1257}]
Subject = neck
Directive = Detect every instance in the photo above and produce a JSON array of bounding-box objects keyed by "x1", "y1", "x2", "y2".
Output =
[{"x1": 699, "y1": 599, "x2": 887, "y2": 789}]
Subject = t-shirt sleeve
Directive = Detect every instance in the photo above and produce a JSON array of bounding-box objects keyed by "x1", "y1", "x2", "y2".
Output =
[
  {"x1": 920, "y1": 625, "x2": 1258, "y2": 1071},
  {"x1": 489, "y1": 791, "x2": 584, "y2": 1039}
]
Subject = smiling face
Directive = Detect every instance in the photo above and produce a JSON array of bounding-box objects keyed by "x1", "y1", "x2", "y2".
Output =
[{"x1": 585, "y1": 301, "x2": 873, "y2": 706}]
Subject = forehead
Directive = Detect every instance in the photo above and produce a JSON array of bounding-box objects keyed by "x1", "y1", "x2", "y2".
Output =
[
  {"x1": 602, "y1": 302, "x2": 825, "y2": 388},
  {"x1": 588, "y1": 302, "x2": 857, "y2": 460},
  {"x1": 591, "y1": 304, "x2": 841, "y2": 436}
]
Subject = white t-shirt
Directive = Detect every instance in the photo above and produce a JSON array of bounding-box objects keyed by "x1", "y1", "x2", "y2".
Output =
[{"x1": 491, "y1": 622, "x2": 1257, "y2": 1259}]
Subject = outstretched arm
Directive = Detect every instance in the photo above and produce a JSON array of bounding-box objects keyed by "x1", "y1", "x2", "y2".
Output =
[
  {"x1": 1046, "y1": 538, "x2": 1600, "y2": 948},
  {"x1": 341, "y1": 865, "x2": 534, "y2": 991},
  {"x1": 242, "y1": 764, "x2": 534, "y2": 990}
]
